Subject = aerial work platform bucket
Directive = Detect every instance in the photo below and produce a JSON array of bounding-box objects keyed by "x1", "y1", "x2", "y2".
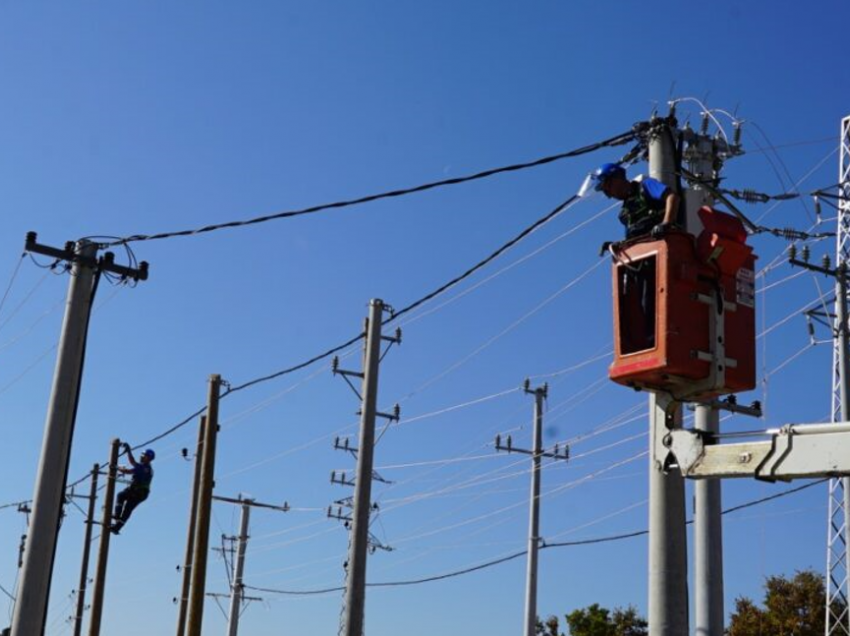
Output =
[{"x1": 608, "y1": 208, "x2": 756, "y2": 400}]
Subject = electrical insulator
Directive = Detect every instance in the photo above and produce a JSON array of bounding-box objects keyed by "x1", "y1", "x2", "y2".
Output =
[
  {"x1": 788, "y1": 244, "x2": 797, "y2": 261},
  {"x1": 814, "y1": 196, "x2": 821, "y2": 222},
  {"x1": 823, "y1": 254, "x2": 832, "y2": 270},
  {"x1": 495, "y1": 434, "x2": 501, "y2": 448},
  {"x1": 807, "y1": 317, "x2": 815, "y2": 338},
  {"x1": 733, "y1": 122, "x2": 743, "y2": 147},
  {"x1": 802, "y1": 245, "x2": 811, "y2": 262},
  {"x1": 701, "y1": 112, "x2": 710, "y2": 135},
  {"x1": 331, "y1": 356, "x2": 339, "y2": 374}
]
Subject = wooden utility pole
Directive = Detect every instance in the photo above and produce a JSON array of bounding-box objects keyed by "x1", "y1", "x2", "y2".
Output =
[
  {"x1": 186, "y1": 376, "x2": 222, "y2": 636},
  {"x1": 175, "y1": 416, "x2": 207, "y2": 636},
  {"x1": 87, "y1": 439, "x2": 121, "y2": 636}
]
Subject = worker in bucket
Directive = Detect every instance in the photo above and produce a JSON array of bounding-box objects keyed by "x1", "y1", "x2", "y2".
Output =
[
  {"x1": 591, "y1": 163, "x2": 681, "y2": 240},
  {"x1": 111, "y1": 444, "x2": 154, "y2": 534}
]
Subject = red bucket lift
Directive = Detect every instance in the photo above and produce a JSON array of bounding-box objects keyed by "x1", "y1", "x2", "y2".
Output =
[{"x1": 608, "y1": 207, "x2": 756, "y2": 400}]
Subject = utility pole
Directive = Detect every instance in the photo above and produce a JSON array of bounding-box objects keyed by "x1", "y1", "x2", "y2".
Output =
[
  {"x1": 693, "y1": 406, "x2": 723, "y2": 636},
  {"x1": 11, "y1": 234, "x2": 147, "y2": 636},
  {"x1": 826, "y1": 114, "x2": 850, "y2": 636},
  {"x1": 227, "y1": 501, "x2": 249, "y2": 636},
  {"x1": 681, "y1": 109, "x2": 728, "y2": 636},
  {"x1": 186, "y1": 375, "x2": 222, "y2": 636},
  {"x1": 72, "y1": 465, "x2": 99, "y2": 636},
  {"x1": 333, "y1": 299, "x2": 400, "y2": 636},
  {"x1": 87, "y1": 439, "x2": 120, "y2": 636},
  {"x1": 647, "y1": 117, "x2": 689, "y2": 636},
  {"x1": 208, "y1": 495, "x2": 288, "y2": 635},
  {"x1": 495, "y1": 380, "x2": 568, "y2": 636},
  {"x1": 175, "y1": 416, "x2": 206, "y2": 636}
]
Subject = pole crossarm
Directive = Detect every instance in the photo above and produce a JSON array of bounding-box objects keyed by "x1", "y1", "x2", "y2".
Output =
[
  {"x1": 212, "y1": 495, "x2": 291, "y2": 513},
  {"x1": 663, "y1": 422, "x2": 850, "y2": 480},
  {"x1": 24, "y1": 232, "x2": 149, "y2": 281}
]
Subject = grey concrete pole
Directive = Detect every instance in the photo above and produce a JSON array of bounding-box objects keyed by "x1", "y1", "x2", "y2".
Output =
[
  {"x1": 523, "y1": 386, "x2": 546, "y2": 636},
  {"x1": 176, "y1": 416, "x2": 206, "y2": 636},
  {"x1": 227, "y1": 501, "x2": 251, "y2": 636},
  {"x1": 343, "y1": 299, "x2": 384, "y2": 636},
  {"x1": 11, "y1": 241, "x2": 98, "y2": 636},
  {"x1": 648, "y1": 394, "x2": 689, "y2": 636},
  {"x1": 72, "y1": 465, "x2": 99, "y2": 636},
  {"x1": 647, "y1": 116, "x2": 689, "y2": 636},
  {"x1": 186, "y1": 376, "x2": 221, "y2": 636},
  {"x1": 87, "y1": 439, "x2": 120, "y2": 636},
  {"x1": 694, "y1": 406, "x2": 723, "y2": 636}
]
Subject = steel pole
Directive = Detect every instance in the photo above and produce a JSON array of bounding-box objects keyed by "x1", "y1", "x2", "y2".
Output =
[
  {"x1": 523, "y1": 387, "x2": 546, "y2": 636},
  {"x1": 176, "y1": 416, "x2": 206, "y2": 636},
  {"x1": 694, "y1": 405, "x2": 723, "y2": 636},
  {"x1": 87, "y1": 439, "x2": 120, "y2": 636},
  {"x1": 836, "y1": 264, "x2": 850, "y2": 636},
  {"x1": 72, "y1": 465, "x2": 99, "y2": 636},
  {"x1": 227, "y1": 501, "x2": 251, "y2": 636},
  {"x1": 186, "y1": 376, "x2": 221, "y2": 636},
  {"x1": 343, "y1": 299, "x2": 384, "y2": 636},
  {"x1": 12, "y1": 241, "x2": 98, "y2": 636}
]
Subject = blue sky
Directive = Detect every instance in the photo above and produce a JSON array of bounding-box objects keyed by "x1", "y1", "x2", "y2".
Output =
[{"x1": 0, "y1": 2, "x2": 848, "y2": 634}]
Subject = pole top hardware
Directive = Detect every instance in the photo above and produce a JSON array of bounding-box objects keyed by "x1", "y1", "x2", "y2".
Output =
[{"x1": 24, "y1": 232, "x2": 149, "y2": 281}]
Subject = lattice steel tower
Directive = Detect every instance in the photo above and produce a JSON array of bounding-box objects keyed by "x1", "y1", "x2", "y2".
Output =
[{"x1": 827, "y1": 115, "x2": 850, "y2": 636}]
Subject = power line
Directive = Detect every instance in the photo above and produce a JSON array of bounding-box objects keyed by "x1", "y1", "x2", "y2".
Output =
[
  {"x1": 244, "y1": 478, "x2": 827, "y2": 595},
  {"x1": 102, "y1": 129, "x2": 637, "y2": 247}
]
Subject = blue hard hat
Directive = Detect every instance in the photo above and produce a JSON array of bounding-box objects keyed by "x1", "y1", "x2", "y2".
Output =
[
  {"x1": 143, "y1": 449, "x2": 156, "y2": 460},
  {"x1": 592, "y1": 163, "x2": 626, "y2": 191}
]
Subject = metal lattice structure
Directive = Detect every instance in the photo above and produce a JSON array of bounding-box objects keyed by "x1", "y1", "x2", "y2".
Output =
[{"x1": 827, "y1": 115, "x2": 850, "y2": 636}]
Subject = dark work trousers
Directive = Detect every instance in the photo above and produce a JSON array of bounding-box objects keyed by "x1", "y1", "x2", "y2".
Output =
[{"x1": 113, "y1": 487, "x2": 149, "y2": 527}]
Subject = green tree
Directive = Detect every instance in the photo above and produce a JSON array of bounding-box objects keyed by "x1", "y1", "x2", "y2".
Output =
[
  {"x1": 727, "y1": 569, "x2": 839, "y2": 636},
  {"x1": 536, "y1": 603, "x2": 647, "y2": 636}
]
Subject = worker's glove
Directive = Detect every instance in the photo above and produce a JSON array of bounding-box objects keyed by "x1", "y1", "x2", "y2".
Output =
[
  {"x1": 598, "y1": 241, "x2": 613, "y2": 257},
  {"x1": 650, "y1": 223, "x2": 670, "y2": 239},
  {"x1": 122, "y1": 442, "x2": 131, "y2": 452}
]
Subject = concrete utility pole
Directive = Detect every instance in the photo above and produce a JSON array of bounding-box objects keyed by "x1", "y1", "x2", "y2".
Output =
[
  {"x1": 647, "y1": 120, "x2": 689, "y2": 636},
  {"x1": 72, "y1": 465, "x2": 99, "y2": 636},
  {"x1": 227, "y1": 501, "x2": 250, "y2": 636},
  {"x1": 494, "y1": 381, "x2": 568, "y2": 636},
  {"x1": 186, "y1": 375, "x2": 222, "y2": 636},
  {"x1": 207, "y1": 495, "x2": 288, "y2": 635},
  {"x1": 681, "y1": 112, "x2": 725, "y2": 636},
  {"x1": 176, "y1": 416, "x2": 207, "y2": 636},
  {"x1": 826, "y1": 114, "x2": 850, "y2": 636},
  {"x1": 87, "y1": 439, "x2": 121, "y2": 636},
  {"x1": 693, "y1": 406, "x2": 723, "y2": 636},
  {"x1": 343, "y1": 299, "x2": 387, "y2": 636},
  {"x1": 12, "y1": 239, "x2": 97, "y2": 636},
  {"x1": 11, "y1": 234, "x2": 147, "y2": 636}
]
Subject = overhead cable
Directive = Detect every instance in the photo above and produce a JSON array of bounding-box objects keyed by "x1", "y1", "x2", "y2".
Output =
[
  {"x1": 245, "y1": 478, "x2": 827, "y2": 595},
  {"x1": 103, "y1": 129, "x2": 637, "y2": 247}
]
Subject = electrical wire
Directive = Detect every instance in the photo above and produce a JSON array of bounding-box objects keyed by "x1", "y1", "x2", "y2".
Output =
[
  {"x1": 0, "y1": 253, "x2": 26, "y2": 323},
  {"x1": 102, "y1": 129, "x2": 637, "y2": 247},
  {"x1": 246, "y1": 478, "x2": 826, "y2": 595}
]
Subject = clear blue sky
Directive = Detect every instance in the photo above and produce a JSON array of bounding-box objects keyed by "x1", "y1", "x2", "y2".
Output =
[{"x1": 0, "y1": 2, "x2": 847, "y2": 634}]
